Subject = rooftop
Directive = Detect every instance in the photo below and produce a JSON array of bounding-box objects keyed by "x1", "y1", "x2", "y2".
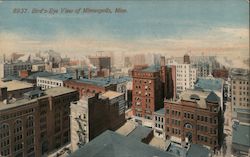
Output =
[
  {"x1": 75, "y1": 78, "x2": 111, "y2": 87},
  {"x1": 68, "y1": 130, "x2": 175, "y2": 157},
  {"x1": 141, "y1": 65, "x2": 160, "y2": 72},
  {"x1": 127, "y1": 125, "x2": 152, "y2": 141},
  {"x1": 0, "y1": 80, "x2": 33, "y2": 91},
  {"x1": 45, "y1": 87, "x2": 76, "y2": 97},
  {"x1": 186, "y1": 144, "x2": 211, "y2": 157},
  {"x1": 0, "y1": 87, "x2": 76, "y2": 111},
  {"x1": 101, "y1": 91, "x2": 124, "y2": 99},
  {"x1": 178, "y1": 89, "x2": 220, "y2": 108},
  {"x1": 194, "y1": 77, "x2": 223, "y2": 92},
  {"x1": 26, "y1": 71, "x2": 56, "y2": 79},
  {"x1": 155, "y1": 108, "x2": 165, "y2": 115},
  {"x1": 232, "y1": 123, "x2": 250, "y2": 147},
  {"x1": 42, "y1": 73, "x2": 73, "y2": 81},
  {"x1": 231, "y1": 68, "x2": 249, "y2": 81}
]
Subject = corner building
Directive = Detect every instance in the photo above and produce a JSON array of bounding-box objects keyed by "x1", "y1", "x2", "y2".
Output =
[
  {"x1": 0, "y1": 87, "x2": 79, "y2": 157},
  {"x1": 164, "y1": 89, "x2": 223, "y2": 151}
]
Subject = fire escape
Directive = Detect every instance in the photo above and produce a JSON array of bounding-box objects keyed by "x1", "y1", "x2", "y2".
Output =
[{"x1": 75, "y1": 117, "x2": 86, "y2": 148}]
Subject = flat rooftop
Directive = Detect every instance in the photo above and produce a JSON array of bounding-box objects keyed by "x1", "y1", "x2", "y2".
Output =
[
  {"x1": 0, "y1": 87, "x2": 76, "y2": 111},
  {"x1": 232, "y1": 123, "x2": 250, "y2": 147},
  {"x1": 45, "y1": 87, "x2": 76, "y2": 97},
  {"x1": 194, "y1": 77, "x2": 223, "y2": 92},
  {"x1": 101, "y1": 91, "x2": 123, "y2": 99},
  {"x1": 68, "y1": 130, "x2": 175, "y2": 157},
  {"x1": 0, "y1": 80, "x2": 33, "y2": 91},
  {"x1": 75, "y1": 78, "x2": 111, "y2": 87},
  {"x1": 155, "y1": 108, "x2": 165, "y2": 115}
]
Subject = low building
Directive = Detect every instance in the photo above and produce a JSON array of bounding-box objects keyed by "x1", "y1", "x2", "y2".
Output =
[
  {"x1": 64, "y1": 78, "x2": 117, "y2": 97},
  {"x1": 232, "y1": 123, "x2": 250, "y2": 156},
  {"x1": 68, "y1": 130, "x2": 175, "y2": 157},
  {"x1": 37, "y1": 73, "x2": 72, "y2": 90},
  {"x1": 70, "y1": 91, "x2": 125, "y2": 152},
  {"x1": 0, "y1": 80, "x2": 34, "y2": 99},
  {"x1": 0, "y1": 87, "x2": 79, "y2": 157},
  {"x1": 153, "y1": 108, "x2": 165, "y2": 139}
]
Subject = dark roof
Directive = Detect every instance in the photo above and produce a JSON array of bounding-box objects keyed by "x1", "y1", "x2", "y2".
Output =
[
  {"x1": 232, "y1": 124, "x2": 250, "y2": 147},
  {"x1": 75, "y1": 78, "x2": 111, "y2": 87},
  {"x1": 141, "y1": 65, "x2": 160, "y2": 72},
  {"x1": 206, "y1": 91, "x2": 220, "y2": 103},
  {"x1": 23, "y1": 89, "x2": 44, "y2": 98},
  {"x1": 155, "y1": 108, "x2": 165, "y2": 115},
  {"x1": 194, "y1": 78, "x2": 223, "y2": 91},
  {"x1": 190, "y1": 94, "x2": 200, "y2": 100},
  {"x1": 127, "y1": 125, "x2": 152, "y2": 141},
  {"x1": 26, "y1": 71, "x2": 55, "y2": 79},
  {"x1": 187, "y1": 144, "x2": 211, "y2": 157},
  {"x1": 68, "y1": 130, "x2": 175, "y2": 157}
]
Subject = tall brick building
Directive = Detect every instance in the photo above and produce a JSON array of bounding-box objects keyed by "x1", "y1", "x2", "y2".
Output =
[
  {"x1": 0, "y1": 87, "x2": 79, "y2": 157},
  {"x1": 164, "y1": 89, "x2": 223, "y2": 151},
  {"x1": 131, "y1": 56, "x2": 176, "y2": 127}
]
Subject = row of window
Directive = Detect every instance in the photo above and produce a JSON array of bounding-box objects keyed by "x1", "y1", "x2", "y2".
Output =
[{"x1": 0, "y1": 109, "x2": 34, "y2": 121}]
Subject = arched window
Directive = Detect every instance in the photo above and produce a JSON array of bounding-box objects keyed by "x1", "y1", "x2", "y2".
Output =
[
  {"x1": 14, "y1": 119, "x2": 22, "y2": 133},
  {"x1": 0, "y1": 123, "x2": 9, "y2": 138},
  {"x1": 26, "y1": 116, "x2": 34, "y2": 128}
]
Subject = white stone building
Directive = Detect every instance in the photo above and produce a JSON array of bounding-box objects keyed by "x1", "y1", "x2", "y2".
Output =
[
  {"x1": 37, "y1": 74, "x2": 72, "y2": 90},
  {"x1": 167, "y1": 59, "x2": 197, "y2": 97}
]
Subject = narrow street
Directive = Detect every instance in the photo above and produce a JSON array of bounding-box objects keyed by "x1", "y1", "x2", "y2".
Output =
[{"x1": 214, "y1": 101, "x2": 233, "y2": 157}]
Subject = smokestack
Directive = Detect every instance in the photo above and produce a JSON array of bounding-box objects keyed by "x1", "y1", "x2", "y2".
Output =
[
  {"x1": 75, "y1": 69, "x2": 79, "y2": 80},
  {"x1": 0, "y1": 87, "x2": 8, "y2": 102},
  {"x1": 88, "y1": 66, "x2": 92, "y2": 79}
]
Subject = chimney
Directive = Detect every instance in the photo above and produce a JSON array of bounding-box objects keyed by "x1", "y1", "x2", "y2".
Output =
[
  {"x1": 0, "y1": 87, "x2": 8, "y2": 102},
  {"x1": 75, "y1": 69, "x2": 79, "y2": 80},
  {"x1": 88, "y1": 66, "x2": 92, "y2": 79}
]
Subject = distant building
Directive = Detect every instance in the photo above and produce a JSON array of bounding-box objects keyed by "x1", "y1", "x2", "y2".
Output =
[
  {"x1": 0, "y1": 87, "x2": 79, "y2": 157},
  {"x1": 164, "y1": 89, "x2": 223, "y2": 151},
  {"x1": 70, "y1": 91, "x2": 125, "y2": 151},
  {"x1": 230, "y1": 68, "x2": 250, "y2": 118},
  {"x1": 88, "y1": 56, "x2": 111, "y2": 70},
  {"x1": 37, "y1": 73, "x2": 73, "y2": 90},
  {"x1": 64, "y1": 78, "x2": 117, "y2": 97},
  {"x1": 212, "y1": 68, "x2": 229, "y2": 79},
  {"x1": 167, "y1": 59, "x2": 197, "y2": 97},
  {"x1": 192, "y1": 61, "x2": 212, "y2": 78},
  {"x1": 68, "y1": 130, "x2": 175, "y2": 157},
  {"x1": 183, "y1": 54, "x2": 190, "y2": 64},
  {"x1": 0, "y1": 61, "x2": 32, "y2": 78}
]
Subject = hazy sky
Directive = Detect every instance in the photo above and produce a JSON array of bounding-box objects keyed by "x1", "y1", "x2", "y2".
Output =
[{"x1": 0, "y1": 0, "x2": 249, "y2": 58}]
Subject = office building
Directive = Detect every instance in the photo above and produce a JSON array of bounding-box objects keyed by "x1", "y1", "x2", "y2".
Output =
[
  {"x1": 70, "y1": 91, "x2": 125, "y2": 151},
  {"x1": 0, "y1": 87, "x2": 79, "y2": 157},
  {"x1": 164, "y1": 89, "x2": 223, "y2": 151},
  {"x1": 231, "y1": 68, "x2": 250, "y2": 118},
  {"x1": 0, "y1": 61, "x2": 32, "y2": 78}
]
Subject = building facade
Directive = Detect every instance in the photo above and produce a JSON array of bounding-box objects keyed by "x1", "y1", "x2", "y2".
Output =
[
  {"x1": 37, "y1": 74, "x2": 72, "y2": 90},
  {"x1": 0, "y1": 61, "x2": 32, "y2": 78},
  {"x1": 164, "y1": 89, "x2": 223, "y2": 151},
  {"x1": 231, "y1": 68, "x2": 250, "y2": 118},
  {"x1": 132, "y1": 65, "x2": 163, "y2": 127},
  {"x1": 70, "y1": 91, "x2": 125, "y2": 152},
  {"x1": 0, "y1": 87, "x2": 79, "y2": 157},
  {"x1": 167, "y1": 59, "x2": 197, "y2": 97}
]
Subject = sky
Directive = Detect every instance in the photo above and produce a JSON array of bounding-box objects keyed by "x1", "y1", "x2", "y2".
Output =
[{"x1": 0, "y1": 0, "x2": 249, "y2": 60}]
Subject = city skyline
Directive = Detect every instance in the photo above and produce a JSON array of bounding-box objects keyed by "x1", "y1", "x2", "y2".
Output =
[{"x1": 0, "y1": 0, "x2": 249, "y2": 60}]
